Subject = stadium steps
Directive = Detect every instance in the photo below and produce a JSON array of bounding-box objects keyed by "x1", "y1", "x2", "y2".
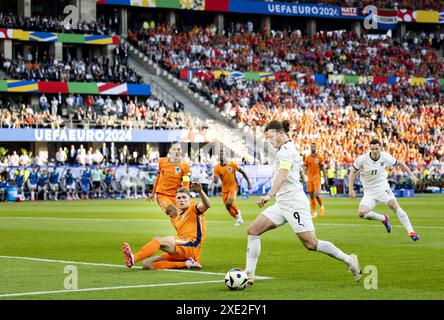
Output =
[
  {"x1": 128, "y1": 49, "x2": 258, "y2": 163},
  {"x1": 128, "y1": 54, "x2": 212, "y2": 120},
  {"x1": 432, "y1": 47, "x2": 443, "y2": 59},
  {"x1": 0, "y1": 69, "x2": 9, "y2": 79}
]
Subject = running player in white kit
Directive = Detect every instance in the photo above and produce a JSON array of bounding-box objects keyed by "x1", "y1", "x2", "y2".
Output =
[
  {"x1": 245, "y1": 120, "x2": 362, "y2": 285},
  {"x1": 349, "y1": 139, "x2": 420, "y2": 241}
]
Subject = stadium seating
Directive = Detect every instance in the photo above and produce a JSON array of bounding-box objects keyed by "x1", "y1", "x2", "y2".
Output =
[
  {"x1": 0, "y1": 45, "x2": 143, "y2": 83},
  {"x1": 0, "y1": 93, "x2": 209, "y2": 130},
  {"x1": 132, "y1": 26, "x2": 444, "y2": 77},
  {"x1": 0, "y1": 12, "x2": 114, "y2": 35},
  {"x1": 1, "y1": 2, "x2": 443, "y2": 200},
  {"x1": 130, "y1": 25, "x2": 444, "y2": 171}
]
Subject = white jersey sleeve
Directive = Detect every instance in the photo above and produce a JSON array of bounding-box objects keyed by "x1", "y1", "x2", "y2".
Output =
[
  {"x1": 382, "y1": 152, "x2": 397, "y2": 167},
  {"x1": 356, "y1": 152, "x2": 394, "y2": 193},
  {"x1": 276, "y1": 146, "x2": 293, "y2": 168},
  {"x1": 353, "y1": 155, "x2": 365, "y2": 171},
  {"x1": 274, "y1": 141, "x2": 304, "y2": 202}
]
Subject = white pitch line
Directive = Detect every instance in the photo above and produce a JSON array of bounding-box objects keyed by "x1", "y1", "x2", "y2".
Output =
[
  {"x1": 0, "y1": 255, "x2": 272, "y2": 280},
  {"x1": 0, "y1": 280, "x2": 224, "y2": 298},
  {"x1": 0, "y1": 216, "x2": 443, "y2": 229},
  {"x1": 0, "y1": 216, "x2": 228, "y2": 224},
  {"x1": 0, "y1": 255, "x2": 138, "y2": 269}
]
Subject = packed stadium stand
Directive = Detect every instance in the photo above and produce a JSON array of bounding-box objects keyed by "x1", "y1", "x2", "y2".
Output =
[
  {"x1": 0, "y1": 12, "x2": 115, "y2": 35},
  {"x1": 132, "y1": 26, "x2": 444, "y2": 77},
  {"x1": 129, "y1": 25, "x2": 443, "y2": 169},
  {"x1": 0, "y1": 0, "x2": 443, "y2": 202}
]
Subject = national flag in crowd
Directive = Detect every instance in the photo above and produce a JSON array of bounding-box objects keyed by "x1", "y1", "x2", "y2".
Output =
[{"x1": 375, "y1": 9, "x2": 398, "y2": 30}]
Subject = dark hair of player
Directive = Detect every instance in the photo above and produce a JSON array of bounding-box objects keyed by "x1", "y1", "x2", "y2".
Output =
[
  {"x1": 370, "y1": 139, "x2": 381, "y2": 146},
  {"x1": 264, "y1": 120, "x2": 291, "y2": 133}
]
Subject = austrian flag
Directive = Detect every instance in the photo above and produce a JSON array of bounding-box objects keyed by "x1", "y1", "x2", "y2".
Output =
[{"x1": 375, "y1": 9, "x2": 398, "y2": 30}]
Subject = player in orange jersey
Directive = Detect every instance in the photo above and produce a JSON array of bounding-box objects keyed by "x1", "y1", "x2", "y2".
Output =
[
  {"x1": 122, "y1": 182, "x2": 211, "y2": 270},
  {"x1": 303, "y1": 143, "x2": 328, "y2": 218},
  {"x1": 214, "y1": 150, "x2": 252, "y2": 226},
  {"x1": 148, "y1": 143, "x2": 190, "y2": 217}
]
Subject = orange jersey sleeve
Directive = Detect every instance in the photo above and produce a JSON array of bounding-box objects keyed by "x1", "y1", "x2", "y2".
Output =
[
  {"x1": 213, "y1": 165, "x2": 220, "y2": 178},
  {"x1": 306, "y1": 154, "x2": 323, "y2": 180},
  {"x1": 171, "y1": 203, "x2": 206, "y2": 249},
  {"x1": 218, "y1": 162, "x2": 239, "y2": 192},
  {"x1": 156, "y1": 158, "x2": 189, "y2": 197}
]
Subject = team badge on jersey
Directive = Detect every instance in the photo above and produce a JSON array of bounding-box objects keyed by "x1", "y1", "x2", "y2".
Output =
[
  {"x1": 227, "y1": 167, "x2": 232, "y2": 173},
  {"x1": 175, "y1": 166, "x2": 181, "y2": 174},
  {"x1": 161, "y1": 201, "x2": 167, "y2": 208},
  {"x1": 380, "y1": 162, "x2": 384, "y2": 166},
  {"x1": 315, "y1": 159, "x2": 319, "y2": 164}
]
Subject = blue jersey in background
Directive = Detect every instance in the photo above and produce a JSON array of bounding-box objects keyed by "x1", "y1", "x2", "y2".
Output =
[
  {"x1": 15, "y1": 174, "x2": 24, "y2": 188},
  {"x1": 29, "y1": 172, "x2": 39, "y2": 185},
  {"x1": 37, "y1": 175, "x2": 48, "y2": 187},
  {"x1": 65, "y1": 173, "x2": 75, "y2": 186},
  {"x1": 49, "y1": 172, "x2": 60, "y2": 184}
]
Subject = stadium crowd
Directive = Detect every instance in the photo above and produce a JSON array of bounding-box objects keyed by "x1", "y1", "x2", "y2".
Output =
[
  {"x1": 0, "y1": 93, "x2": 205, "y2": 130},
  {"x1": 0, "y1": 143, "x2": 159, "y2": 167},
  {"x1": 0, "y1": 145, "x2": 222, "y2": 201},
  {"x1": 210, "y1": 80, "x2": 443, "y2": 167},
  {"x1": 0, "y1": 46, "x2": 140, "y2": 84},
  {"x1": 0, "y1": 164, "x2": 159, "y2": 201},
  {"x1": 0, "y1": 12, "x2": 117, "y2": 35},
  {"x1": 132, "y1": 26, "x2": 444, "y2": 78},
  {"x1": 0, "y1": 152, "x2": 442, "y2": 202},
  {"x1": 130, "y1": 25, "x2": 444, "y2": 168}
]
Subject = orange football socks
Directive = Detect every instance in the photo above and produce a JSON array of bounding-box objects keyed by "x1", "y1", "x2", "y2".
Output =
[
  {"x1": 134, "y1": 239, "x2": 161, "y2": 263},
  {"x1": 150, "y1": 261, "x2": 187, "y2": 269}
]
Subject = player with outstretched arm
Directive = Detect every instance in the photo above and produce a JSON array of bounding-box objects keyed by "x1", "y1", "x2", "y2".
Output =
[
  {"x1": 348, "y1": 139, "x2": 420, "y2": 241},
  {"x1": 122, "y1": 182, "x2": 210, "y2": 270}
]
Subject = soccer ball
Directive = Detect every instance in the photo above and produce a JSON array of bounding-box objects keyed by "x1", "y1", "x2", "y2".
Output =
[{"x1": 224, "y1": 268, "x2": 248, "y2": 291}]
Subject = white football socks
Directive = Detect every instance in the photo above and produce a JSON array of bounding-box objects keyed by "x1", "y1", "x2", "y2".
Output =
[
  {"x1": 362, "y1": 211, "x2": 385, "y2": 221},
  {"x1": 396, "y1": 207, "x2": 414, "y2": 234},
  {"x1": 245, "y1": 235, "x2": 261, "y2": 277},
  {"x1": 316, "y1": 240, "x2": 353, "y2": 266}
]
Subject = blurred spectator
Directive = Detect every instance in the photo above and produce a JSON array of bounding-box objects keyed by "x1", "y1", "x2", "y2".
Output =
[
  {"x1": 55, "y1": 147, "x2": 67, "y2": 165},
  {"x1": 0, "y1": 12, "x2": 112, "y2": 35},
  {"x1": 0, "y1": 54, "x2": 143, "y2": 84}
]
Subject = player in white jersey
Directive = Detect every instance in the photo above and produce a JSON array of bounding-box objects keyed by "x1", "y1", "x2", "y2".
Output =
[
  {"x1": 349, "y1": 139, "x2": 420, "y2": 241},
  {"x1": 120, "y1": 166, "x2": 134, "y2": 199},
  {"x1": 135, "y1": 169, "x2": 147, "y2": 199},
  {"x1": 245, "y1": 120, "x2": 362, "y2": 285}
]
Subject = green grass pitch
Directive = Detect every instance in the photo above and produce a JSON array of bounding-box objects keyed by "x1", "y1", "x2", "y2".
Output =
[{"x1": 0, "y1": 195, "x2": 443, "y2": 300}]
